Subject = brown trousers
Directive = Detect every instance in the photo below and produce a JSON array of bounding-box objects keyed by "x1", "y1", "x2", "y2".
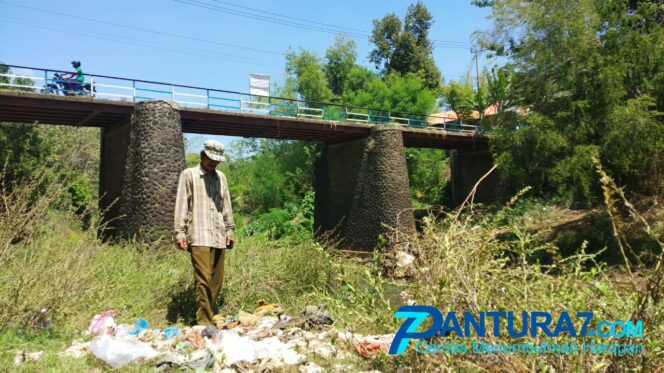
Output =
[{"x1": 190, "y1": 246, "x2": 225, "y2": 326}]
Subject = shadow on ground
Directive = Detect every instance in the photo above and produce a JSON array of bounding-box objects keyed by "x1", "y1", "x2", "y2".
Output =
[{"x1": 166, "y1": 283, "x2": 197, "y2": 325}]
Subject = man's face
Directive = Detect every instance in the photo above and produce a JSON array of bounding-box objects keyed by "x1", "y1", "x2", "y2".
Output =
[{"x1": 201, "y1": 154, "x2": 220, "y2": 172}]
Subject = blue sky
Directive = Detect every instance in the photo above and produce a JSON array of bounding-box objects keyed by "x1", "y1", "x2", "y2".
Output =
[{"x1": 0, "y1": 0, "x2": 493, "y2": 152}]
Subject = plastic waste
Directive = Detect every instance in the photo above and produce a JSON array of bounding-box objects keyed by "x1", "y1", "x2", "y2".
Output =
[
  {"x1": 27, "y1": 308, "x2": 54, "y2": 330},
  {"x1": 302, "y1": 305, "x2": 334, "y2": 327},
  {"x1": 162, "y1": 326, "x2": 180, "y2": 339},
  {"x1": 128, "y1": 318, "x2": 149, "y2": 337},
  {"x1": 114, "y1": 323, "x2": 132, "y2": 337},
  {"x1": 87, "y1": 310, "x2": 116, "y2": 335},
  {"x1": 201, "y1": 325, "x2": 218, "y2": 339},
  {"x1": 13, "y1": 351, "x2": 43, "y2": 365},
  {"x1": 87, "y1": 334, "x2": 158, "y2": 368}
]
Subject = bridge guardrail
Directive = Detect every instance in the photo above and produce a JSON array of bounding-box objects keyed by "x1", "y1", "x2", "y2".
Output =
[{"x1": 0, "y1": 65, "x2": 481, "y2": 134}]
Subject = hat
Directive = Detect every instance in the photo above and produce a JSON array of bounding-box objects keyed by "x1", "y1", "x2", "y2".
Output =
[{"x1": 202, "y1": 140, "x2": 226, "y2": 162}]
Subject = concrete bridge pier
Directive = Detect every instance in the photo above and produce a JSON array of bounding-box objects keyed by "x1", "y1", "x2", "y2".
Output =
[
  {"x1": 314, "y1": 126, "x2": 416, "y2": 251},
  {"x1": 449, "y1": 149, "x2": 500, "y2": 206},
  {"x1": 99, "y1": 100, "x2": 185, "y2": 239}
]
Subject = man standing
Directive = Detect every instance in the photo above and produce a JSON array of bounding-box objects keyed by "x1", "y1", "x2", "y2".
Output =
[{"x1": 174, "y1": 140, "x2": 235, "y2": 326}]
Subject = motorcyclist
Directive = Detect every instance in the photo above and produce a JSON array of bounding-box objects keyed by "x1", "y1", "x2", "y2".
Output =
[{"x1": 61, "y1": 60, "x2": 85, "y2": 88}]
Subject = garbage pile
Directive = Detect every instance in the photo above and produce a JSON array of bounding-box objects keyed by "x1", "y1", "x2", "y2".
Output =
[{"x1": 55, "y1": 301, "x2": 394, "y2": 371}]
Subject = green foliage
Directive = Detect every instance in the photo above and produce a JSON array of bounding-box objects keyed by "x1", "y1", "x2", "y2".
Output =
[
  {"x1": 485, "y1": 66, "x2": 514, "y2": 113},
  {"x1": 490, "y1": 113, "x2": 569, "y2": 195},
  {"x1": 241, "y1": 190, "x2": 315, "y2": 241},
  {"x1": 324, "y1": 36, "x2": 357, "y2": 96},
  {"x1": 478, "y1": 0, "x2": 664, "y2": 201},
  {"x1": 285, "y1": 50, "x2": 332, "y2": 103},
  {"x1": 369, "y1": 1, "x2": 442, "y2": 90},
  {"x1": 440, "y1": 79, "x2": 475, "y2": 123},
  {"x1": 342, "y1": 72, "x2": 437, "y2": 115},
  {"x1": 405, "y1": 148, "x2": 448, "y2": 205},
  {"x1": 0, "y1": 123, "x2": 53, "y2": 185},
  {"x1": 67, "y1": 175, "x2": 95, "y2": 229},
  {"x1": 220, "y1": 139, "x2": 315, "y2": 217},
  {"x1": 0, "y1": 63, "x2": 35, "y2": 92},
  {"x1": 550, "y1": 145, "x2": 600, "y2": 204},
  {"x1": 184, "y1": 152, "x2": 200, "y2": 167},
  {"x1": 601, "y1": 97, "x2": 664, "y2": 189}
]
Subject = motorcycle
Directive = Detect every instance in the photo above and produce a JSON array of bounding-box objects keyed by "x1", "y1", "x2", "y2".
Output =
[{"x1": 44, "y1": 72, "x2": 95, "y2": 96}]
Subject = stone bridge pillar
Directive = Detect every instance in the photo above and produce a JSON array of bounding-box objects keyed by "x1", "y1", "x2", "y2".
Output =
[
  {"x1": 314, "y1": 126, "x2": 416, "y2": 251},
  {"x1": 449, "y1": 149, "x2": 500, "y2": 206},
  {"x1": 99, "y1": 100, "x2": 185, "y2": 240}
]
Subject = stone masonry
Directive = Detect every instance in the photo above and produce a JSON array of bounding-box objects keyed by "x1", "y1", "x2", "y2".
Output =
[
  {"x1": 116, "y1": 100, "x2": 186, "y2": 239},
  {"x1": 314, "y1": 126, "x2": 416, "y2": 250}
]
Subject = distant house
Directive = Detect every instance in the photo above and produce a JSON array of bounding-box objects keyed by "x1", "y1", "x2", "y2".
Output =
[{"x1": 428, "y1": 104, "x2": 528, "y2": 128}]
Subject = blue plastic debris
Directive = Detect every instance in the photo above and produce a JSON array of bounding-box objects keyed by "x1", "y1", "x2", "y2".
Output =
[
  {"x1": 162, "y1": 326, "x2": 180, "y2": 339},
  {"x1": 128, "y1": 318, "x2": 149, "y2": 337}
]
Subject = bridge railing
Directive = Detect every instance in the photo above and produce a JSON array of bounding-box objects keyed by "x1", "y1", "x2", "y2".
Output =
[{"x1": 0, "y1": 64, "x2": 481, "y2": 134}]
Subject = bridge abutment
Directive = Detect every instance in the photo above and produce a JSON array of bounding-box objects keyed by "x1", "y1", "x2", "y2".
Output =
[
  {"x1": 99, "y1": 119, "x2": 130, "y2": 238},
  {"x1": 100, "y1": 100, "x2": 185, "y2": 240},
  {"x1": 314, "y1": 126, "x2": 416, "y2": 251},
  {"x1": 449, "y1": 149, "x2": 500, "y2": 206}
]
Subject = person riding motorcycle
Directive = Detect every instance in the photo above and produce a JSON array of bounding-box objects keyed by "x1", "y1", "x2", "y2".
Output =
[{"x1": 61, "y1": 60, "x2": 85, "y2": 87}]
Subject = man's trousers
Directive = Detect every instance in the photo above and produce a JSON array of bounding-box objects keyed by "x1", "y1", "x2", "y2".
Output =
[{"x1": 190, "y1": 246, "x2": 225, "y2": 326}]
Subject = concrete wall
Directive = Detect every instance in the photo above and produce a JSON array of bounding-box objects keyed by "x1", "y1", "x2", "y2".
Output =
[
  {"x1": 99, "y1": 120, "x2": 130, "y2": 238},
  {"x1": 104, "y1": 101, "x2": 186, "y2": 240},
  {"x1": 314, "y1": 126, "x2": 415, "y2": 251},
  {"x1": 449, "y1": 149, "x2": 500, "y2": 206}
]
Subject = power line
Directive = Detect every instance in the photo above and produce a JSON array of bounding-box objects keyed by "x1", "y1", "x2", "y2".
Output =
[
  {"x1": 206, "y1": 0, "x2": 370, "y2": 35},
  {"x1": 206, "y1": 0, "x2": 474, "y2": 49},
  {"x1": 0, "y1": 15, "x2": 282, "y2": 69},
  {"x1": 175, "y1": 0, "x2": 370, "y2": 39},
  {"x1": 0, "y1": 0, "x2": 473, "y2": 53},
  {"x1": 0, "y1": 0, "x2": 287, "y2": 56},
  {"x1": 175, "y1": 0, "x2": 474, "y2": 49}
]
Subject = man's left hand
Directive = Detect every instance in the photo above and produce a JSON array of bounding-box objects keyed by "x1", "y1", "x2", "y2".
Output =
[{"x1": 226, "y1": 237, "x2": 234, "y2": 249}]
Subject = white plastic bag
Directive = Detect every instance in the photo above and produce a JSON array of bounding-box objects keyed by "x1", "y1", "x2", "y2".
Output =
[{"x1": 88, "y1": 334, "x2": 159, "y2": 368}]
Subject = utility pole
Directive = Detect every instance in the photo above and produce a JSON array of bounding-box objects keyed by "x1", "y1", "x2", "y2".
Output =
[{"x1": 471, "y1": 47, "x2": 481, "y2": 93}]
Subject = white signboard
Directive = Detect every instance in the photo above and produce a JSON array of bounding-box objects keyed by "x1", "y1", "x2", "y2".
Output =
[{"x1": 249, "y1": 73, "x2": 270, "y2": 97}]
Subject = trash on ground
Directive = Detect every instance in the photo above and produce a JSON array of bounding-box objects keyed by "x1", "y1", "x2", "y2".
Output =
[
  {"x1": 128, "y1": 318, "x2": 149, "y2": 337},
  {"x1": 66, "y1": 304, "x2": 392, "y2": 370},
  {"x1": 59, "y1": 340, "x2": 89, "y2": 359},
  {"x1": 13, "y1": 351, "x2": 43, "y2": 365},
  {"x1": 87, "y1": 333, "x2": 159, "y2": 368},
  {"x1": 302, "y1": 304, "x2": 334, "y2": 328},
  {"x1": 383, "y1": 250, "x2": 416, "y2": 278},
  {"x1": 26, "y1": 308, "x2": 54, "y2": 330},
  {"x1": 162, "y1": 326, "x2": 180, "y2": 339},
  {"x1": 356, "y1": 334, "x2": 393, "y2": 358},
  {"x1": 87, "y1": 310, "x2": 116, "y2": 335}
]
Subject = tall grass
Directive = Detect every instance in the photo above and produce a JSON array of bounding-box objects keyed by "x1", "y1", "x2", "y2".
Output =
[{"x1": 0, "y1": 134, "x2": 661, "y2": 371}]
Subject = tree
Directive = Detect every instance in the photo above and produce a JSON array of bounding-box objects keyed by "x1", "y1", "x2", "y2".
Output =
[
  {"x1": 441, "y1": 80, "x2": 474, "y2": 123},
  {"x1": 325, "y1": 36, "x2": 357, "y2": 96},
  {"x1": 285, "y1": 50, "x2": 332, "y2": 103},
  {"x1": 369, "y1": 1, "x2": 442, "y2": 90},
  {"x1": 477, "y1": 0, "x2": 664, "y2": 199},
  {"x1": 343, "y1": 72, "x2": 437, "y2": 116},
  {"x1": 485, "y1": 66, "x2": 513, "y2": 113}
]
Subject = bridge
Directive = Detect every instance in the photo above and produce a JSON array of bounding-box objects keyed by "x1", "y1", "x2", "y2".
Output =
[{"x1": 0, "y1": 65, "x2": 497, "y2": 250}]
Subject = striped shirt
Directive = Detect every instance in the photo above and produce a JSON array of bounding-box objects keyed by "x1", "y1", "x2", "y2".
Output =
[{"x1": 174, "y1": 164, "x2": 235, "y2": 248}]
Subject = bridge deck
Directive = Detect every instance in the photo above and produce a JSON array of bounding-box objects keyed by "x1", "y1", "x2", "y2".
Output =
[{"x1": 0, "y1": 91, "x2": 488, "y2": 150}]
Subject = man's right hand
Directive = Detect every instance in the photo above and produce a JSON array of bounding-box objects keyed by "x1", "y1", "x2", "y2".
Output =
[{"x1": 176, "y1": 239, "x2": 188, "y2": 251}]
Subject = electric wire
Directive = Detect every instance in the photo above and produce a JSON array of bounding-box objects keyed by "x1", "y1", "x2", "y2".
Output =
[
  {"x1": 0, "y1": 15, "x2": 282, "y2": 69},
  {"x1": 206, "y1": 0, "x2": 473, "y2": 48},
  {"x1": 0, "y1": 0, "x2": 287, "y2": 56},
  {"x1": 175, "y1": 0, "x2": 474, "y2": 49}
]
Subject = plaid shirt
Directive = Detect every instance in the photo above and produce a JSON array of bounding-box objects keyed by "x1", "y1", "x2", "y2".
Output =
[{"x1": 174, "y1": 165, "x2": 235, "y2": 248}]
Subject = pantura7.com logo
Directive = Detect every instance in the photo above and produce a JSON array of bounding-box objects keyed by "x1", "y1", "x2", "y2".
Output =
[{"x1": 390, "y1": 306, "x2": 643, "y2": 356}]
